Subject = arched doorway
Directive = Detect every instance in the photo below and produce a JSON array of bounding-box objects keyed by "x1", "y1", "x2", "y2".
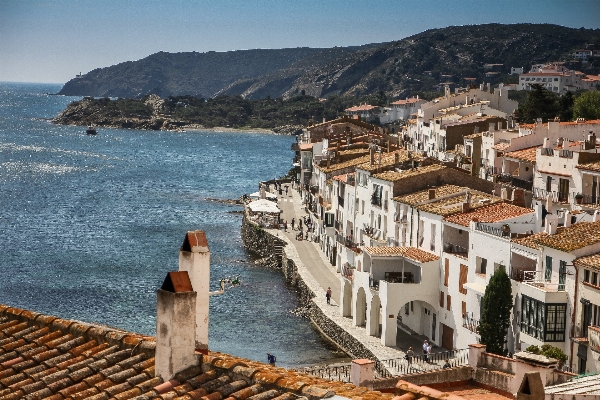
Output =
[
  {"x1": 369, "y1": 295, "x2": 381, "y2": 337},
  {"x1": 342, "y1": 280, "x2": 353, "y2": 318},
  {"x1": 355, "y1": 287, "x2": 367, "y2": 327}
]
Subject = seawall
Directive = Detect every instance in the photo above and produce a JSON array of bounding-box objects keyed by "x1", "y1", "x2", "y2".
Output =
[{"x1": 241, "y1": 211, "x2": 381, "y2": 362}]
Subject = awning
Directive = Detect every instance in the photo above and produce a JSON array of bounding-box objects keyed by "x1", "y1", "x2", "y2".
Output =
[
  {"x1": 512, "y1": 247, "x2": 538, "y2": 260},
  {"x1": 247, "y1": 199, "x2": 281, "y2": 213},
  {"x1": 249, "y1": 191, "x2": 277, "y2": 200},
  {"x1": 463, "y1": 282, "x2": 487, "y2": 294}
]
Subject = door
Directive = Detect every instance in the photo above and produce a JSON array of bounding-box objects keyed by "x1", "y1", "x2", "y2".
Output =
[
  {"x1": 558, "y1": 178, "x2": 569, "y2": 202},
  {"x1": 593, "y1": 176, "x2": 598, "y2": 204},
  {"x1": 441, "y1": 324, "x2": 454, "y2": 350},
  {"x1": 432, "y1": 313, "x2": 436, "y2": 341}
]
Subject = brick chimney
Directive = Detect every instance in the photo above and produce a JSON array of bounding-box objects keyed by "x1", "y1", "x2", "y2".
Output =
[
  {"x1": 428, "y1": 188, "x2": 436, "y2": 200},
  {"x1": 178, "y1": 231, "x2": 211, "y2": 353},
  {"x1": 156, "y1": 271, "x2": 199, "y2": 381}
]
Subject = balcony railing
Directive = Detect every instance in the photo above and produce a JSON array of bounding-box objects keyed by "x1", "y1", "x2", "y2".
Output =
[
  {"x1": 509, "y1": 267, "x2": 536, "y2": 282},
  {"x1": 463, "y1": 314, "x2": 479, "y2": 334},
  {"x1": 475, "y1": 222, "x2": 508, "y2": 238},
  {"x1": 580, "y1": 193, "x2": 600, "y2": 206},
  {"x1": 559, "y1": 150, "x2": 574, "y2": 158},
  {"x1": 381, "y1": 348, "x2": 470, "y2": 376},
  {"x1": 443, "y1": 242, "x2": 468, "y2": 257},
  {"x1": 523, "y1": 270, "x2": 566, "y2": 292},
  {"x1": 341, "y1": 263, "x2": 354, "y2": 280},
  {"x1": 533, "y1": 188, "x2": 559, "y2": 202},
  {"x1": 541, "y1": 148, "x2": 554, "y2": 156}
]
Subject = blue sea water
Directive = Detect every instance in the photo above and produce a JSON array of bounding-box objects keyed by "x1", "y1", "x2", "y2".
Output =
[{"x1": 0, "y1": 82, "x2": 345, "y2": 367}]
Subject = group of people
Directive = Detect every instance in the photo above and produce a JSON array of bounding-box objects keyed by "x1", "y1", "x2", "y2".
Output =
[
  {"x1": 404, "y1": 340, "x2": 450, "y2": 369},
  {"x1": 273, "y1": 181, "x2": 293, "y2": 196}
]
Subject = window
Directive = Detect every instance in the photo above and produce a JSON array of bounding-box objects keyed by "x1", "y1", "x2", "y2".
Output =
[
  {"x1": 444, "y1": 259, "x2": 449, "y2": 287},
  {"x1": 430, "y1": 224, "x2": 436, "y2": 252},
  {"x1": 371, "y1": 184, "x2": 383, "y2": 206},
  {"x1": 594, "y1": 272, "x2": 599, "y2": 286},
  {"x1": 405, "y1": 303, "x2": 409, "y2": 315},
  {"x1": 361, "y1": 200, "x2": 364, "y2": 215},
  {"x1": 545, "y1": 255, "x2": 552, "y2": 281},
  {"x1": 520, "y1": 295, "x2": 566, "y2": 342},
  {"x1": 411, "y1": 301, "x2": 414, "y2": 312},
  {"x1": 477, "y1": 257, "x2": 487, "y2": 275},
  {"x1": 559, "y1": 261, "x2": 566, "y2": 291},
  {"x1": 585, "y1": 269, "x2": 591, "y2": 283},
  {"x1": 440, "y1": 291, "x2": 445, "y2": 307},
  {"x1": 447, "y1": 295, "x2": 451, "y2": 311},
  {"x1": 558, "y1": 178, "x2": 569, "y2": 202},
  {"x1": 459, "y1": 264, "x2": 468, "y2": 294}
]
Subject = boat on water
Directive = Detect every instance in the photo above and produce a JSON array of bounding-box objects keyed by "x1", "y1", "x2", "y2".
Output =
[{"x1": 86, "y1": 126, "x2": 97, "y2": 135}]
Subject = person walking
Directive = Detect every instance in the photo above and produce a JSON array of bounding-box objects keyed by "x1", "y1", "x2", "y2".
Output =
[
  {"x1": 291, "y1": 218, "x2": 295, "y2": 230},
  {"x1": 326, "y1": 287, "x2": 332, "y2": 304},
  {"x1": 406, "y1": 347, "x2": 414, "y2": 365},
  {"x1": 285, "y1": 185, "x2": 289, "y2": 196},
  {"x1": 283, "y1": 220, "x2": 287, "y2": 232},
  {"x1": 299, "y1": 218, "x2": 303, "y2": 230},
  {"x1": 422, "y1": 340, "x2": 429, "y2": 363},
  {"x1": 267, "y1": 353, "x2": 276, "y2": 365}
]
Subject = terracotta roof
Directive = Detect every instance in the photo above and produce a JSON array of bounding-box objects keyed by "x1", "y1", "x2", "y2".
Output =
[
  {"x1": 516, "y1": 221, "x2": 600, "y2": 252},
  {"x1": 332, "y1": 173, "x2": 354, "y2": 183},
  {"x1": 299, "y1": 143, "x2": 314, "y2": 151},
  {"x1": 345, "y1": 105, "x2": 378, "y2": 112},
  {"x1": 511, "y1": 231, "x2": 547, "y2": 250},
  {"x1": 575, "y1": 253, "x2": 600, "y2": 270},
  {"x1": 444, "y1": 203, "x2": 534, "y2": 227},
  {"x1": 316, "y1": 154, "x2": 371, "y2": 174},
  {"x1": 0, "y1": 305, "x2": 392, "y2": 400},
  {"x1": 537, "y1": 169, "x2": 572, "y2": 177},
  {"x1": 492, "y1": 143, "x2": 510, "y2": 151},
  {"x1": 394, "y1": 184, "x2": 498, "y2": 216},
  {"x1": 463, "y1": 132, "x2": 482, "y2": 139},
  {"x1": 374, "y1": 164, "x2": 445, "y2": 183},
  {"x1": 578, "y1": 161, "x2": 600, "y2": 172},
  {"x1": 504, "y1": 146, "x2": 539, "y2": 164},
  {"x1": 356, "y1": 150, "x2": 413, "y2": 173},
  {"x1": 390, "y1": 98, "x2": 422, "y2": 105},
  {"x1": 363, "y1": 246, "x2": 439, "y2": 263}
]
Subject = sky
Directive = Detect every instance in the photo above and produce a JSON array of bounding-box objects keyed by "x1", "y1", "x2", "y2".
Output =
[{"x1": 1, "y1": 0, "x2": 599, "y2": 84}]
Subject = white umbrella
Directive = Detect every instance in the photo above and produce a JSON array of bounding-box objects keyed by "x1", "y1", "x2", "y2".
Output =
[
  {"x1": 249, "y1": 191, "x2": 277, "y2": 200},
  {"x1": 248, "y1": 199, "x2": 281, "y2": 213}
]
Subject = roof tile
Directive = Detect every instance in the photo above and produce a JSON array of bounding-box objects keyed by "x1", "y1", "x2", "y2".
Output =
[
  {"x1": 68, "y1": 339, "x2": 97, "y2": 356},
  {"x1": 113, "y1": 386, "x2": 142, "y2": 400},
  {"x1": 187, "y1": 371, "x2": 218, "y2": 389},
  {"x1": 22, "y1": 327, "x2": 49, "y2": 342},
  {"x1": 106, "y1": 381, "x2": 134, "y2": 396},
  {"x1": 444, "y1": 203, "x2": 533, "y2": 227},
  {"x1": 132, "y1": 357, "x2": 155, "y2": 372},
  {"x1": 0, "y1": 352, "x2": 19, "y2": 364},
  {"x1": 217, "y1": 380, "x2": 249, "y2": 397},
  {"x1": 46, "y1": 376, "x2": 74, "y2": 393},
  {"x1": 70, "y1": 386, "x2": 101, "y2": 400},
  {"x1": 20, "y1": 380, "x2": 45, "y2": 394},
  {"x1": 58, "y1": 381, "x2": 90, "y2": 398},
  {"x1": 33, "y1": 331, "x2": 63, "y2": 345}
]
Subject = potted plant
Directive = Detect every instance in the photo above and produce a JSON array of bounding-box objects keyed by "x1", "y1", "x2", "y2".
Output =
[
  {"x1": 501, "y1": 224, "x2": 510, "y2": 236},
  {"x1": 575, "y1": 193, "x2": 583, "y2": 204}
]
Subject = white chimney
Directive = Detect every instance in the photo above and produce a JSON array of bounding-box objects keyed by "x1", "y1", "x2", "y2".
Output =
[
  {"x1": 564, "y1": 210, "x2": 572, "y2": 228},
  {"x1": 178, "y1": 231, "x2": 211, "y2": 353},
  {"x1": 156, "y1": 271, "x2": 199, "y2": 381},
  {"x1": 543, "y1": 137, "x2": 550, "y2": 148}
]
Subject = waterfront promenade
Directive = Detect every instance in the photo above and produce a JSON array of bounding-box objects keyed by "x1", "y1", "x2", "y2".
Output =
[{"x1": 265, "y1": 184, "x2": 427, "y2": 366}]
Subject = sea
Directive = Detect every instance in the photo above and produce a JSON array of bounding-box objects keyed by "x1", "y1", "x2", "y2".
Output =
[{"x1": 0, "y1": 82, "x2": 347, "y2": 367}]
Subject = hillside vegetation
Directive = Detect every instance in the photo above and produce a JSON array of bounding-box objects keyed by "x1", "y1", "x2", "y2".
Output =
[{"x1": 58, "y1": 24, "x2": 600, "y2": 100}]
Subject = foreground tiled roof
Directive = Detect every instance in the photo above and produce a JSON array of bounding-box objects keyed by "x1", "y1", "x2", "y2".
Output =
[
  {"x1": 0, "y1": 305, "x2": 392, "y2": 400},
  {"x1": 394, "y1": 184, "x2": 464, "y2": 206},
  {"x1": 504, "y1": 146, "x2": 539, "y2": 164},
  {"x1": 316, "y1": 154, "x2": 371, "y2": 174},
  {"x1": 511, "y1": 232, "x2": 547, "y2": 250},
  {"x1": 363, "y1": 247, "x2": 439, "y2": 263},
  {"x1": 444, "y1": 203, "x2": 534, "y2": 227},
  {"x1": 512, "y1": 221, "x2": 600, "y2": 252},
  {"x1": 395, "y1": 185, "x2": 498, "y2": 216}
]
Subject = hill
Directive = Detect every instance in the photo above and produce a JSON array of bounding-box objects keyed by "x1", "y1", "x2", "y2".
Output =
[{"x1": 58, "y1": 24, "x2": 600, "y2": 100}]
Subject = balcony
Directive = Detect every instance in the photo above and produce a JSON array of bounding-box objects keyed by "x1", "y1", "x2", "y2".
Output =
[
  {"x1": 341, "y1": 263, "x2": 354, "y2": 281},
  {"x1": 463, "y1": 314, "x2": 480, "y2": 334},
  {"x1": 496, "y1": 174, "x2": 533, "y2": 190},
  {"x1": 475, "y1": 222, "x2": 509, "y2": 238},
  {"x1": 541, "y1": 148, "x2": 554, "y2": 156},
  {"x1": 533, "y1": 188, "x2": 559, "y2": 202},
  {"x1": 443, "y1": 242, "x2": 468, "y2": 258}
]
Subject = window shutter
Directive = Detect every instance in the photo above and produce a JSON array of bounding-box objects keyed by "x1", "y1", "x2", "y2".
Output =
[
  {"x1": 440, "y1": 291, "x2": 445, "y2": 308},
  {"x1": 459, "y1": 264, "x2": 468, "y2": 294},
  {"x1": 447, "y1": 295, "x2": 451, "y2": 311},
  {"x1": 462, "y1": 301, "x2": 467, "y2": 318},
  {"x1": 444, "y1": 259, "x2": 449, "y2": 287}
]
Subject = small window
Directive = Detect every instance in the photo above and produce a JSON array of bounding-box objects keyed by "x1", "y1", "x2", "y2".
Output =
[
  {"x1": 585, "y1": 269, "x2": 591, "y2": 283},
  {"x1": 411, "y1": 301, "x2": 414, "y2": 312},
  {"x1": 593, "y1": 272, "x2": 598, "y2": 286},
  {"x1": 462, "y1": 301, "x2": 467, "y2": 318},
  {"x1": 440, "y1": 291, "x2": 445, "y2": 308},
  {"x1": 447, "y1": 295, "x2": 452, "y2": 311}
]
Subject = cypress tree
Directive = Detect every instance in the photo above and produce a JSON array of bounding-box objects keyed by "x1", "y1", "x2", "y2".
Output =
[{"x1": 479, "y1": 266, "x2": 513, "y2": 355}]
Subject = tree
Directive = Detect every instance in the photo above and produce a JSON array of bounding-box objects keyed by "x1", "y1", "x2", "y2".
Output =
[
  {"x1": 573, "y1": 91, "x2": 600, "y2": 120},
  {"x1": 479, "y1": 266, "x2": 513, "y2": 355},
  {"x1": 558, "y1": 91, "x2": 575, "y2": 122},
  {"x1": 518, "y1": 84, "x2": 560, "y2": 123}
]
